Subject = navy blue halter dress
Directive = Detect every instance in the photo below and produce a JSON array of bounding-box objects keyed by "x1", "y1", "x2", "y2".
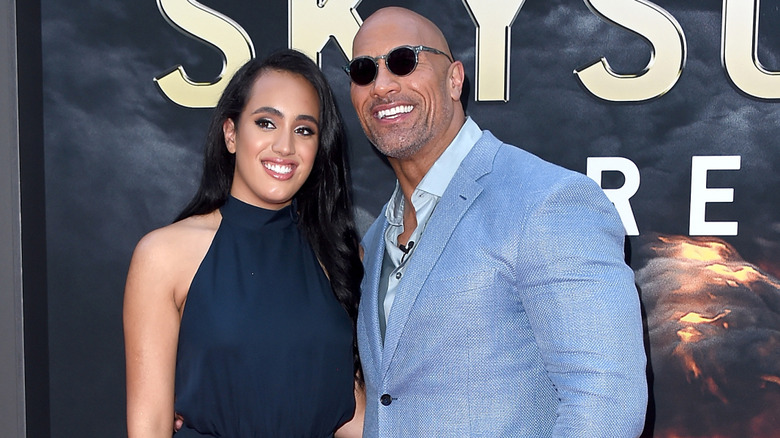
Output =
[{"x1": 174, "y1": 196, "x2": 355, "y2": 437}]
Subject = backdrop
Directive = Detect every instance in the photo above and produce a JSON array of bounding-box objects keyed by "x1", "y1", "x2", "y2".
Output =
[{"x1": 39, "y1": 0, "x2": 779, "y2": 436}]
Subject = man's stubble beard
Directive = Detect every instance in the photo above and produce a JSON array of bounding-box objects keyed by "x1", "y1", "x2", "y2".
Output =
[{"x1": 366, "y1": 117, "x2": 435, "y2": 160}]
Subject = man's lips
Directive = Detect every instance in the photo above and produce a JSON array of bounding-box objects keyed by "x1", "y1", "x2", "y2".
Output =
[
  {"x1": 262, "y1": 160, "x2": 297, "y2": 180},
  {"x1": 374, "y1": 104, "x2": 413, "y2": 120}
]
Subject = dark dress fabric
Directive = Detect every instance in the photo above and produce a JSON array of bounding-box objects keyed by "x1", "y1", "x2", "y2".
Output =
[{"x1": 174, "y1": 196, "x2": 355, "y2": 437}]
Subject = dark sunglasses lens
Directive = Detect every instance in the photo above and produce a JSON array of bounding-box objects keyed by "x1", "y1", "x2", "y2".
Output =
[
  {"x1": 386, "y1": 47, "x2": 417, "y2": 76},
  {"x1": 349, "y1": 58, "x2": 377, "y2": 85}
]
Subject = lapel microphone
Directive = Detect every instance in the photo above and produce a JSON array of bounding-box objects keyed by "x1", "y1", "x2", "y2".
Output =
[
  {"x1": 399, "y1": 241, "x2": 415, "y2": 254},
  {"x1": 399, "y1": 241, "x2": 415, "y2": 264}
]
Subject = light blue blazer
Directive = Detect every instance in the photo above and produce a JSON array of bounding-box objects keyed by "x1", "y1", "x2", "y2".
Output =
[{"x1": 358, "y1": 131, "x2": 647, "y2": 437}]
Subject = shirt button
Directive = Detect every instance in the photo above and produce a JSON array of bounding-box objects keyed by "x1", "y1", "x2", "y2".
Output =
[
  {"x1": 380, "y1": 394, "x2": 393, "y2": 406},
  {"x1": 395, "y1": 272, "x2": 402, "y2": 280}
]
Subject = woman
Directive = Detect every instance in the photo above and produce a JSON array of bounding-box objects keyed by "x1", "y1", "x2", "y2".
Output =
[{"x1": 124, "y1": 50, "x2": 364, "y2": 437}]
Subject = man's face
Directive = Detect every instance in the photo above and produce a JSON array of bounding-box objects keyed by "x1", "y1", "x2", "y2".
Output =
[{"x1": 349, "y1": 19, "x2": 455, "y2": 161}]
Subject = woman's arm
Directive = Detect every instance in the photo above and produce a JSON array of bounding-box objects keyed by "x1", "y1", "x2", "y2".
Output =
[
  {"x1": 334, "y1": 381, "x2": 366, "y2": 438},
  {"x1": 124, "y1": 231, "x2": 183, "y2": 438}
]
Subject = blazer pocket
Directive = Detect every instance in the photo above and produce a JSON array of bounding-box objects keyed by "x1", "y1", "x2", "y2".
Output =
[{"x1": 419, "y1": 269, "x2": 498, "y2": 298}]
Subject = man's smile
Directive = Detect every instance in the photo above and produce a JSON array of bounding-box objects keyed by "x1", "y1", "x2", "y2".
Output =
[{"x1": 376, "y1": 104, "x2": 413, "y2": 120}]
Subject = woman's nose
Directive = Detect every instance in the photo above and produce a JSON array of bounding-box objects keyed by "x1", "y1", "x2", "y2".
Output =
[{"x1": 271, "y1": 131, "x2": 294, "y2": 155}]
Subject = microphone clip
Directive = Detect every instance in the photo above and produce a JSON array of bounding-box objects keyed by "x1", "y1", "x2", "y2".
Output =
[{"x1": 399, "y1": 240, "x2": 415, "y2": 264}]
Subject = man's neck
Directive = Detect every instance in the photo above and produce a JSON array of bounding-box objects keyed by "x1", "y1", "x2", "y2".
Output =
[
  {"x1": 397, "y1": 204, "x2": 417, "y2": 247},
  {"x1": 389, "y1": 158, "x2": 432, "y2": 204},
  {"x1": 389, "y1": 115, "x2": 467, "y2": 201}
]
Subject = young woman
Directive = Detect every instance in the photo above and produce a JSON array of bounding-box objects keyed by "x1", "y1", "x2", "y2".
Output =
[{"x1": 124, "y1": 50, "x2": 364, "y2": 437}]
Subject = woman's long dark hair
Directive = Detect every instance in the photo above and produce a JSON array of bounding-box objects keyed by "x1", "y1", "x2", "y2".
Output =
[{"x1": 176, "y1": 50, "x2": 364, "y2": 382}]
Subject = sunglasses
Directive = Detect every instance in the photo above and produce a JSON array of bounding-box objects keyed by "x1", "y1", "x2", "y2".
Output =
[{"x1": 344, "y1": 45, "x2": 453, "y2": 86}]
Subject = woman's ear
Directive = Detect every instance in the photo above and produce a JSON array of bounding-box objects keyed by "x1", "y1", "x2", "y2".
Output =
[{"x1": 223, "y1": 119, "x2": 237, "y2": 154}]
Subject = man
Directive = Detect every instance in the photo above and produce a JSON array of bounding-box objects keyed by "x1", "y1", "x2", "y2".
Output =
[{"x1": 346, "y1": 7, "x2": 647, "y2": 437}]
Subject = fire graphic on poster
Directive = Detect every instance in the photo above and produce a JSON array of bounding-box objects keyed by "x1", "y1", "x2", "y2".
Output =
[{"x1": 636, "y1": 235, "x2": 780, "y2": 437}]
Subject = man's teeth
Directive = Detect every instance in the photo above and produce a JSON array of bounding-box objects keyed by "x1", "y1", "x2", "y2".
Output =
[
  {"x1": 377, "y1": 105, "x2": 413, "y2": 119},
  {"x1": 264, "y1": 162, "x2": 292, "y2": 174}
]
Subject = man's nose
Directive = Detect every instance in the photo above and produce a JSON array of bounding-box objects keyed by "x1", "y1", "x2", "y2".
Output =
[{"x1": 371, "y1": 59, "x2": 400, "y2": 96}]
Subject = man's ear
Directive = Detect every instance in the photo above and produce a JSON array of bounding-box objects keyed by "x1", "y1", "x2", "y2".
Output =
[
  {"x1": 223, "y1": 118, "x2": 237, "y2": 154},
  {"x1": 448, "y1": 60, "x2": 465, "y2": 102}
]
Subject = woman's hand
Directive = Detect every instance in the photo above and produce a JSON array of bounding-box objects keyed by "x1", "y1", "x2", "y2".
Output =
[{"x1": 334, "y1": 381, "x2": 366, "y2": 438}]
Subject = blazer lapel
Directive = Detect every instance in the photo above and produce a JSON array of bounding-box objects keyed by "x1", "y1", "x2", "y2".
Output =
[
  {"x1": 359, "y1": 218, "x2": 389, "y2": 379},
  {"x1": 380, "y1": 132, "x2": 500, "y2": 378}
]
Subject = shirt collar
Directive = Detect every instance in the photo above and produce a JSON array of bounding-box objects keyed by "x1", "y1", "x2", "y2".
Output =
[
  {"x1": 417, "y1": 116, "x2": 481, "y2": 197},
  {"x1": 385, "y1": 117, "x2": 482, "y2": 225}
]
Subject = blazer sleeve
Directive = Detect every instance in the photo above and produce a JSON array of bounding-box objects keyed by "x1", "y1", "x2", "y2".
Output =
[{"x1": 516, "y1": 173, "x2": 648, "y2": 437}]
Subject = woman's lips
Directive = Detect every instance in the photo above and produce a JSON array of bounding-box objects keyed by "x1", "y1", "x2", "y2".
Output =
[{"x1": 262, "y1": 160, "x2": 296, "y2": 180}]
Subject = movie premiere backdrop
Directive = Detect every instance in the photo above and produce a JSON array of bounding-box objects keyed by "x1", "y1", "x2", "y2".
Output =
[{"x1": 32, "y1": 0, "x2": 778, "y2": 436}]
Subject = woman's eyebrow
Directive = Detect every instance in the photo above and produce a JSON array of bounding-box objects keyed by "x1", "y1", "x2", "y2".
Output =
[
  {"x1": 295, "y1": 114, "x2": 318, "y2": 125},
  {"x1": 250, "y1": 107, "x2": 317, "y2": 125},
  {"x1": 250, "y1": 106, "x2": 283, "y2": 117}
]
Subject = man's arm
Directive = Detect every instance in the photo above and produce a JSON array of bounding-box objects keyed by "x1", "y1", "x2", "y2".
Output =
[{"x1": 519, "y1": 174, "x2": 648, "y2": 437}]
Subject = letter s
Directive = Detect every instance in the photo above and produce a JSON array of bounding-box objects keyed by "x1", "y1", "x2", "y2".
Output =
[
  {"x1": 155, "y1": 0, "x2": 255, "y2": 108},
  {"x1": 575, "y1": 0, "x2": 686, "y2": 102}
]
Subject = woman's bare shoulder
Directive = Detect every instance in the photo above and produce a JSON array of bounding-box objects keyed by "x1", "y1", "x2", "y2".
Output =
[
  {"x1": 129, "y1": 212, "x2": 220, "y2": 285},
  {"x1": 135, "y1": 212, "x2": 221, "y2": 256},
  {"x1": 126, "y1": 211, "x2": 222, "y2": 308}
]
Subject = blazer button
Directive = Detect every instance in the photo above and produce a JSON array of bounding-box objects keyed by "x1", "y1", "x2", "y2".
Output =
[{"x1": 380, "y1": 394, "x2": 392, "y2": 406}]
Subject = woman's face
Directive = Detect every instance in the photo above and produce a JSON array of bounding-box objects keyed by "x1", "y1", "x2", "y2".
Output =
[{"x1": 223, "y1": 70, "x2": 320, "y2": 210}]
